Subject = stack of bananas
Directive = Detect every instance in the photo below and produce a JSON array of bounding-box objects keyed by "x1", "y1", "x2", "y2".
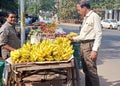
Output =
[
  {"x1": 10, "y1": 37, "x2": 74, "y2": 63},
  {"x1": 66, "y1": 32, "x2": 78, "y2": 38},
  {"x1": 10, "y1": 41, "x2": 31, "y2": 63}
]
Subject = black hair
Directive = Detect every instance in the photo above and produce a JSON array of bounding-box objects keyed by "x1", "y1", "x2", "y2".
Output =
[
  {"x1": 6, "y1": 11, "x2": 16, "y2": 18},
  {"x1": 25, "y1": 14, "x2": 28, "y2": 17},
  {"x1": 78, "y1": 1, "x2": 91, "y2": 9},
  {"x1": 0, "y1": 12, "x2": 3, "y2": 16}
]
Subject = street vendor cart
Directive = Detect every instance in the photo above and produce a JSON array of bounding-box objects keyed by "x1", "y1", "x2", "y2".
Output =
[
  {"x1": 6, "y1": 56, "x2": 80, "y2": 86},
  {"x1": 5, "y1": 24, "x2": 81, "y2": 86}
]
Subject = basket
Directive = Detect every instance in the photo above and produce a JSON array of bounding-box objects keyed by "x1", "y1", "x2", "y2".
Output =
[{"x1": 71, "y1": 42, "x2": 82, "y2": 69}]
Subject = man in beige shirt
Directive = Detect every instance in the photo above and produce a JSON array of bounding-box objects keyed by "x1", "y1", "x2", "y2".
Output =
[
  {"x1": 72, "y1": 1, "x2": 102, "y2": 86},
  {"x1": 0, "y1": 11, "x2": 21, "y2": 59}
]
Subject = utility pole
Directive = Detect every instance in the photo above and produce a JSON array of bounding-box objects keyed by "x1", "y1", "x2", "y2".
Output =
[{"x1": 20, "y1": 0, "x2": 25, "y2": 46}]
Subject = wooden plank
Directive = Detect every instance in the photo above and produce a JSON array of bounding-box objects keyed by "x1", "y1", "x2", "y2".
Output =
[
  {"x1": 10, "y1": 59, "x2": 77, "y2": 86},
  {"x1": 16, "y1": 60, "x2": 74, "y2": 71},
  {"x1": 12, "y1": 59, "x2": 74, "y2": 72}
]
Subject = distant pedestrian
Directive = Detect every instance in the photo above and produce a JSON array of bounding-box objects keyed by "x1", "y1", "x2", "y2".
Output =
[
  {"x1": 0, "y1": 11, "x2": 21, "y2": 59},
  {"x1": 25, "y1": 14, "x2": 31, "y2": 26},
  {"x1": 0, "y1": 13, "x2": 5, "y2": 57},
  {"x1": 0, "y1": 13, "x2": 5, "y2": 28},
  {"x1": 70, "y1": 1, "x2": 102, "y2": 86}
]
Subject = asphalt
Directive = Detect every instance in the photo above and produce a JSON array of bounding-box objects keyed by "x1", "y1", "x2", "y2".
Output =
[{"x1": 58, "y1": 23, "x2": 80, "y2": 27}]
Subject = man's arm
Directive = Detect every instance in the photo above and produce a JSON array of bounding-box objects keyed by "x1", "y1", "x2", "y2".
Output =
[
  {"x1": 2, "y1": 44, "x2": 16, "y2": 51},
  {"x1": 92, "y1": 14, "x2": 102, "y2": 52},
  {"x1": 90, "y1": 13, "x2": 102, "y2": 60}
]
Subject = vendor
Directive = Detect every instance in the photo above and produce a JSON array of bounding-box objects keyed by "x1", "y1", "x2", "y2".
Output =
[{"x1": 0, "y1": 11, "x2": 21, "y2": 60}]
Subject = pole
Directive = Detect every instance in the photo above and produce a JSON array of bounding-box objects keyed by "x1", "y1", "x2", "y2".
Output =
[{"x1": 20, "y1": 0, "x2": 25, "y2": 46}]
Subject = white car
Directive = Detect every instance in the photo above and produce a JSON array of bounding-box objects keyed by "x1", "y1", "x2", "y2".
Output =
[
  {"x1": 117, "y1": 21, "x2": 120, "y2": 30},
  {"x1": 117, "y1": 21, "x2": 120, "y2": 26},
  {"x1": 101, "y1": 19, "x2": 118, "y2": 29}
]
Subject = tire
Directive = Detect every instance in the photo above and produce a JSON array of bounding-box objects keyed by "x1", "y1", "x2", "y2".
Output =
[
  {"x1": 118, "y1": 26, "x2": 120, "y2": 31},
  {"x1": 109, "y1": 25, "x2": 113, "y2": 29},
  {"x1": 101, "y1": 24, "x2": 104, "y2": 29}
]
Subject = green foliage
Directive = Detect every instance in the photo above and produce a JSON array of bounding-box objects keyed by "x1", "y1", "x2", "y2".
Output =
[
  {"x1": 0, "y1": 0, "x2": 18, "y2": 12},
  {"x1": 58, "y1": 0, "x2": 79, "y2": 20},
  {"x1": 25, "y1": 0, "x2": 57, "y2": 15},
  {"x1": 90, "y1": 0, "x2": 120, "y2": 10},
  {"x1": 25, "y1": 4, "x2": 37, "y2": 14},
  {"x1": 39, "y1": 0, "x2": 57, "y2": 12}
]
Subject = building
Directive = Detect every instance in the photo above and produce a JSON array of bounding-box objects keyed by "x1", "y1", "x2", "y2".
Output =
[{"x1": 102, "y1": 10, "x2": 120, "y2": 21}]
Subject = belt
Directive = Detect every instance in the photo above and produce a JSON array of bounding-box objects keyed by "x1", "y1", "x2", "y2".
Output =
[{"x1": 80, "y1": 39, "x2": 94, "y2": 43}]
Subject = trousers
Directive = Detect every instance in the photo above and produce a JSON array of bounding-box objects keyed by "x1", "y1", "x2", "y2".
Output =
[{"x1": 80, "y1": 41, "x2": 100, "y2": 86}]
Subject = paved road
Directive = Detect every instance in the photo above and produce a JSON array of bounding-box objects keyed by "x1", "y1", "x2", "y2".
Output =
[
  {"x1": 59, "y1": 24, "x2": 80, "y2": 34},
  {"x1": 98, "y1": 29, "x2": 120, "y2": 86},
  {"x1": 59, "y1": 24, "x2": 120, "y2": 86}
]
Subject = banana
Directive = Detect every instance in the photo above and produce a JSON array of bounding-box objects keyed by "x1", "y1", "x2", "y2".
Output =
[{"x1": 11, "y1": 37, "x2": 74, "y2": 63}]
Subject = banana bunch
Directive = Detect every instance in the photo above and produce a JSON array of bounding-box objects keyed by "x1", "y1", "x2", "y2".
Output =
[
  {"x1": 53, "y1": 37, "x2": 74, "y2": 61},
  {"x1": 10, "y1": 41, "x2": 31, "y2": 63},
  {"x1": 10, "y1": 49, "x2": 20, "y2": 63},
  {"x1": 30, "y1": 43, "x2": 45, "y2": 62},
  {"x1": 10, "y1": 37, "x2": 74, "y2": 63},
  {"x1": 19, "y1": 41, "x2": 31, "y2": 62},
  {"x1": 66, "y1": 32, "x2": 78, "y2": 38},
  {"x1": 30, "y1": 40, "x2": 54, "y2": 62}
]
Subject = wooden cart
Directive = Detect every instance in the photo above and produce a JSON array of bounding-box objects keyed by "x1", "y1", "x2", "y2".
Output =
[{"x1": 7, "y1": 57, "x2": 80, "y2": 86}]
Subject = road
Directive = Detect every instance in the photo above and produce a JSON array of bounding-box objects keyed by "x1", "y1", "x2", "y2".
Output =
[{"x1": 59, "y1": 24, "x2": 120, "y2": 86}]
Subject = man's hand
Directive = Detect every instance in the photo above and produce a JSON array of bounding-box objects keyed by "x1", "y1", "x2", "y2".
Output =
[
  {"x1": 67, "y1": 37, "x2": 74, "y2": 41},
  {"x1": 90, "y1": 51, "x2": 98, "y2": 61}
]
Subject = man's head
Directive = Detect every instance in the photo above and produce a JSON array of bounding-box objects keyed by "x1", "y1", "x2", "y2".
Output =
[
  {"x1": 76, "y1": 1, "x2": 91, "y2": 16},
  {"x1": 6, "y1": 11, "x2": 17, "y2": 25}
]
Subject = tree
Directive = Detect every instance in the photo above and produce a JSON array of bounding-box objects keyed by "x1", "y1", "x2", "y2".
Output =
[
  {"x1": 39, "y1": 0, "x2": 56, "y2": 12},
  {"x1": 25, "y1": 0, "x2": 57, "y2": 15},
  {"x1": 90, "y1": 0, "x2": 120, "y2": 10},
  {"x1": 58, "y1": 0, "x2": 79, "y2": 20},
  {"x1": 0, "y1": 0, "x2": 18, "y2": 12}
]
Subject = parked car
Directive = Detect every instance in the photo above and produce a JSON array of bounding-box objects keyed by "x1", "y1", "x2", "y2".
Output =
[
  {"x1": 117, "y1": 20, "x2": 120, "y2": 30},
  {"x1": 101, "y1": 19, "x2": 118, "y2": 29},
  {"x1": 117, "y1": 20, "x2": 120, "y2": 26}
]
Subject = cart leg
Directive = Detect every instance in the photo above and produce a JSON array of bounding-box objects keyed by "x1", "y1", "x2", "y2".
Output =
[
  {"x1": 66, "y1": 68, "x2": 75, "y2": 86},
  {"x1": 71, "y1": 67, "x2": 76, "y2": 86},
  {"x1": 14, "y1": 72, "x2": 25, "y2": 86},
  {"x1": 74, "y1": 58, "x2": 81, "y2": 86},
  {"x1": 7, "y1": 71, "x2": 15, "y2": 86}
]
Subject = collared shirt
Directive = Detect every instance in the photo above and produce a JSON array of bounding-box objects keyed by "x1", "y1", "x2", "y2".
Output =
[
  {"x1": 25, "y1": 17, "x2": 31, "y2": 26},
  {"x1": 73, "y1": 10, "x2": 102, "y2": 51},
  {"x1": 0, "y1": 22, "x2": 21, "y2": 59}
]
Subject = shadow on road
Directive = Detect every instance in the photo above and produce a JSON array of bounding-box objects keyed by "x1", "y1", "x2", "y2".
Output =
[
  {"x1": 97, "y1": 30, "x2": 120, "y2": 65},
  {"x1": 80, "y1": 72, "x2": 120, "y2": 86},
  {"x1": 99, "y1": 76, "x2": 120, "y2": 86}
]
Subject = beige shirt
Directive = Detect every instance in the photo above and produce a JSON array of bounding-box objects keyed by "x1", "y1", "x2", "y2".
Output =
[
  {"x1": 0, "y1": 22, "x2": 21, "y2": 59},
  {"x1": 73, "y1": 10, "x2": 102, "y2": 51}
]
